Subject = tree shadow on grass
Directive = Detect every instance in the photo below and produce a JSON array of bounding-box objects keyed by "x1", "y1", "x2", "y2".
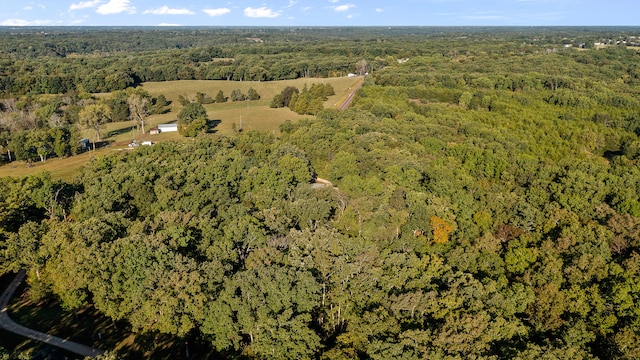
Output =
[
  {"x1": 107, "y1": 125, "x2": 135, "y2": 138},
  {"x1": 206, "y1": 119, "x2": 221, "y2": 133},
  {"x1": 153, "y1": 108, "x2": 172, "y2": 115},
  {"x1": 84, "y1": 140, "x2": 112, "y2": 150}
]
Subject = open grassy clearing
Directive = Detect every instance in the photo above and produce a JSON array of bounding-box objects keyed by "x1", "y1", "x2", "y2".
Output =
[
  {"x1": 0, "y1": 151, "x2": 98, "y2": 182},
  {"x1": 141, "y1": 77, "x2": 360, "y2": 135},
  {"x1": 141, "y1": 77, "x2": 359, "y2": 110},
  {"x1": 0, "y1": 77, "x2": 361, "y2": 181}
]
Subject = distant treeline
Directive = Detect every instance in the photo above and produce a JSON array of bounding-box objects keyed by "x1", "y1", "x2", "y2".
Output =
[{"x1": 1, "y1": 26, "x2": 638, "y2": 96}]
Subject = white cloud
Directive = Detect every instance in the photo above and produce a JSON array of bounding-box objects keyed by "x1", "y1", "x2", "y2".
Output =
[
  {"x1": 96, "y1": 0, "x2": 135, "y2": 15},
  {"x1": 23, "y1": 4, "x2": 46, "y2": 12},
  {"x1": 375, "y1": 8, "x2": 383, "y2": 13},
  {"x1": 333, "y1": 4, "x2": 355, "y2": 12},
  {"x1": 203, "y1": 8, "x2": 231, "y2": 17},
  {"x1": 69, "y1": 0, "x2": 102, "y2": 11},
  {"x1": 285, "y1": 0, "x2": 298, "y2": 8},
  {"x1": 143, "y1": 6, "x2": 194, "y2": 15},
  {"x1": 1, "y1": 18, "x2": 50, "y2": 26},
  {"x1": 244, "y1": 6, "x2": 281, "y2": 18},
  {"x1": 328, "y1": 0, "x2": 340, "y2": 3}
]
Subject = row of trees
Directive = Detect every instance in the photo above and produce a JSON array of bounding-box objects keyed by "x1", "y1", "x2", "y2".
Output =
[
  {"x1": 1, "y1": 126, "x2": 79, "y2": 162},
  {"x1": 177, "y1": 87, "x2": 261, "y2": 106},
  {"x1": 0, "y1": 44, "x2": 370, "y2": 96},
  {"x1": 0, "y1": 87, "x2": 168, "y2": 161},
  {"x1": 270, "y1": 83, "x2": 335, "y2": 115},
  {"x1": 6, "y1": 27, "x2": 633, "y2": 97}
]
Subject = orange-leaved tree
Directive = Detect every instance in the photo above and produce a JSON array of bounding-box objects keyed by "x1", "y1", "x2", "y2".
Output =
[{"x1": 430, "y1": 216, "x2": 453, "y2": 244}]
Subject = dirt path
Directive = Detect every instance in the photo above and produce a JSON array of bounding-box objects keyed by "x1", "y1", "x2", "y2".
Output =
[
  {"x1": 338, "y1": 77, "x2": 365, "y2": 110},
  {"x1": 0, "y1": 270, "x2": 105, "y2": 358}
]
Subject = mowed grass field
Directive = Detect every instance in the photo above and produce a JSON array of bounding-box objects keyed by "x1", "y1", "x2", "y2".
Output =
[
  {"x1": 141, "y1": 77, "x2": 361, "y2": 134},
  {"x1": 0, "y1": 77, "x2": 362, "y2": 181}
]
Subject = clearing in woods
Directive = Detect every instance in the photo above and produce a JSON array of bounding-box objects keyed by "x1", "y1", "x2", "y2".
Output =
[{"x1": 0, "y1": 77, "x2": 361, "y2": 181}]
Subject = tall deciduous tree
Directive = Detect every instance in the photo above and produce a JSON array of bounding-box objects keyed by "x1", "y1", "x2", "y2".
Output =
[
  {"x1": 126, "y1": 88, "x2": 151, "y2": 134},
  {"x1": 355, "y1": 59, "x2": 368, "y2": 76},
  {"x1": 177, "y1": 102, "x2": 207, "y2": 124},
  {"x1": 280, "y1": 86, "x2": 299, "y2": 107},
  {"x1": 78, "y1": 103, "x2": 111, "y2": 150},
  {"x1": 177, "y1": 102, "x2": 207, "y2": 137},
  {"x1": 27, "y1": 128, "x2": 52, "y2": 163},
  {"x1": 0, "y1": 127, "x2": 12, "y2": 162}
]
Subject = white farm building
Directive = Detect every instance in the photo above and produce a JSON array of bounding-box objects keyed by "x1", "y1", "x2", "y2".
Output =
[{"x1": 157, "y1": 124, "x2": 178, "y2": 133}]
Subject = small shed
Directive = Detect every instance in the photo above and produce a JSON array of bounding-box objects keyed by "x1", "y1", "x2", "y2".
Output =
[
  {"x1": 150, "y1": 127, "x2": 159, "y2": 135},
  {"x1": 157, "y1": 124, "x2": 178, "y2": 133}
]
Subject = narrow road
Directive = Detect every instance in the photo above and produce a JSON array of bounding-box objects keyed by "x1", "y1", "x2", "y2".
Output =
[
  {"x1": 0, "y1": 270, "x2": 105, "y2": 358},
  {"x1": 338, "y1": 77, "x2": 365, "y2": 110}
]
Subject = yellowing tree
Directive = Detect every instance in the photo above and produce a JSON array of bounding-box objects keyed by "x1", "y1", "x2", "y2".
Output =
[{"x1": 430, "y1": 216, "x2": 453, "y2": 244}]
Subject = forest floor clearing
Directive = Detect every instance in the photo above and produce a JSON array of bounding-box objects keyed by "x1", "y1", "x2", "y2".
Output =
[{"x1": 0, "y1": 77, "x2": 361, "y2": 181}]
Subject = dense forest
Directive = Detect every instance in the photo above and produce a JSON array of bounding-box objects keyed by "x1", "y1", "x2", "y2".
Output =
[{"x1": 2, "y1": 27, "x2": 640, "y2": 359}]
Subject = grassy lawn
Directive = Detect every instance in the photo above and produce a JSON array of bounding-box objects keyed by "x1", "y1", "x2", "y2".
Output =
[
  {"x1": 0, "y1": 77, "x2": 360, "y2": 181},
  {"x1": 0, "y1": 151, "x2": 97, "y2": 183},
  {"x1": 141, "y1": 77, "x2": 359, "y2": 135}
]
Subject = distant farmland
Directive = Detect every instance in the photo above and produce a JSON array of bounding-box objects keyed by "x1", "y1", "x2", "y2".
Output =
[
  {"x1": 140, "y1": 77, "x2": 361, "y2": 135},
  {"x1": 0, "y1": 77, "x2": 361, "y2": 181}
]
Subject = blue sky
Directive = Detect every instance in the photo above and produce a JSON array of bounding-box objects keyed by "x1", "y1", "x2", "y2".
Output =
[{"x1": 0, "y1": 0, "x2": 637, "y2": 27}]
